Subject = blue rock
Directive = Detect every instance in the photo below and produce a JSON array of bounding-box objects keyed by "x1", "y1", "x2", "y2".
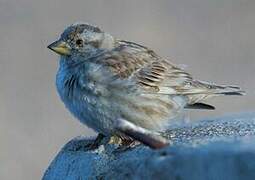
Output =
[{"x1": 43, "y1": 112, "x2": 255, "y2": 180}]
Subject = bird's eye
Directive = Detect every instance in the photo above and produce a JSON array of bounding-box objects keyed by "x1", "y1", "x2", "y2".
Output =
[{"x1": 75, "y1": 39, "x2": 83, "y2": 46}]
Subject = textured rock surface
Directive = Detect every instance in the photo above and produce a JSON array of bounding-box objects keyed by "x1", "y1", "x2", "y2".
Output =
[{"x1": 43, "y1": 113, "x2": 255, "y2": 180}]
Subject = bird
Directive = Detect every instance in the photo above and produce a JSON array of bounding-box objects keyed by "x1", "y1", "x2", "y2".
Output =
[{"x1": 48, "y1": 23, "x2": 244, "y2": 149}]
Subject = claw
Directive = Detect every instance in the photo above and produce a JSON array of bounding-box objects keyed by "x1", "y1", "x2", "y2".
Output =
[{"x1": 85, "y1": 133, "x2": 106, "y2": 150}]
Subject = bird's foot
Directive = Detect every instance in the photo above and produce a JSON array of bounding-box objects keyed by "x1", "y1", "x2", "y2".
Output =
[
  {"x1": 85, "y1": 133, "x2": 106, "y2": 151},
  {"x1": 115, "y1": 139, "x2": 140, "y2": 153},
  {"x1": 108, "y1": 135, "x2": 140, "y2": 153}
]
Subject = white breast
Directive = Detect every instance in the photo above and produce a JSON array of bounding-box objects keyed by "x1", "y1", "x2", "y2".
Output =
[{"x1": 56, "y1": 62, "x2": 119, "y2": 135}]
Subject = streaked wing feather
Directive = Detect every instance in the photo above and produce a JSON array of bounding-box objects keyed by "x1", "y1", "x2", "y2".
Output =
[
  {"x1": 135, "y1": 60, "x2": 194, "y2": 94},
  {"x1": 93, "y1": 40, "x2": 196, "y2": 95},
  {"x1": 90, "y1": 40, "x2": 243, "y2": 107}
]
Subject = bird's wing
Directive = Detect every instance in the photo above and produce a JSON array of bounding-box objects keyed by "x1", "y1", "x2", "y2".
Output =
[
  {"x1": 134, "y1": 59, "x2": 244, "y2": 104},
  {"x1": 92, "y1": 40, "x2": 243, "y2": 104},
  {"x1": 94, "y1": 40, "x2": 195, "y2": 93},
  {"x1": 93, "y1": 40, "x2": 157, "y2": 79}
]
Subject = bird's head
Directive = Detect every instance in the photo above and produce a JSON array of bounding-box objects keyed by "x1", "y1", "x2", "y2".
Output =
[{"x1": 48, "y1": 23, "x2": 115, "y2": 57}]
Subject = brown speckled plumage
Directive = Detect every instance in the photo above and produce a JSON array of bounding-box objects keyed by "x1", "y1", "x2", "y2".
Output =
[{"x1": 48, "y1": 23, "x2": 245, "y2": 148}]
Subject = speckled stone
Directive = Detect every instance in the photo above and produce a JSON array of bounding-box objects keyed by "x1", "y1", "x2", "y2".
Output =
[{"x1": 43, "y1": 112, "x2": 255, "y2": 180}]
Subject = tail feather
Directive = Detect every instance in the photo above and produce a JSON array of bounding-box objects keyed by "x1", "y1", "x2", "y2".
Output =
[
  {"x1": 213, "y1": 86, "x2": 245, "y2": 96},
  {"x1": 185, "y1": 102, "x2": 215, "y2": 110},
  {"x1": 195, "y1": 80, "x2": 245, "y2": 96},
  {"x1": 216, "y1": 91, "x2": 245, "y2": 96}
]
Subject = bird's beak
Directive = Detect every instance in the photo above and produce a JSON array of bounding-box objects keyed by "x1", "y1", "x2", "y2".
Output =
[{"x1": 47, "y1": 39, "x2": 71, "y2": 56}]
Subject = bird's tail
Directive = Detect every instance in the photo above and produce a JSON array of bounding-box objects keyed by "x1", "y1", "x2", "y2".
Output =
[
  {"x1": 185, "y1": 81, "x2": 245, "y2": 109},
  {"x1": 196, "y1": 80, "x2": 245, "y2": 96}
]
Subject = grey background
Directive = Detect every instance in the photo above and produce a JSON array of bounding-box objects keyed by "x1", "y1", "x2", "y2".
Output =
[{"x1": 0, "y1": 0, "x2": 254, "y2": 179}]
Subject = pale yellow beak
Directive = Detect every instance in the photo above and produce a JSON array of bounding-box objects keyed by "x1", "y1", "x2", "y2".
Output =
[{"x1": 47, "y1": 39, "x2": 71, "y2": 56}]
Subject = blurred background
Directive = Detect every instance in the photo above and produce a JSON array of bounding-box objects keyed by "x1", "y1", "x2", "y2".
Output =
[{"x1": 0, "y1": 0, "x2": 254, "y2": 179}]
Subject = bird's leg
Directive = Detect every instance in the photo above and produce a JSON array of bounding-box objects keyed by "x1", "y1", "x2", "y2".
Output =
[
  {"x1": 109, "y1": 134, "x2": 140, "y2": 152},
  {"x1": 108, "y1": 134, "x2": 123, "y2": 145},
  {"x1": 86, "y1": 133, "x2": 106, "y2": 150},
  {"x1": 86, "y1": 133, "x2": 137, "y2": 151},
  {"x1": 117, "y1": 137, "x2": 141, "y2": 152}
]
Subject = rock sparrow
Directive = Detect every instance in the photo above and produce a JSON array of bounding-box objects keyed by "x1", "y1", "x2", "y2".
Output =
[{"x1": 48, "y1": 23, "x2": 244, "y2": 149}]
